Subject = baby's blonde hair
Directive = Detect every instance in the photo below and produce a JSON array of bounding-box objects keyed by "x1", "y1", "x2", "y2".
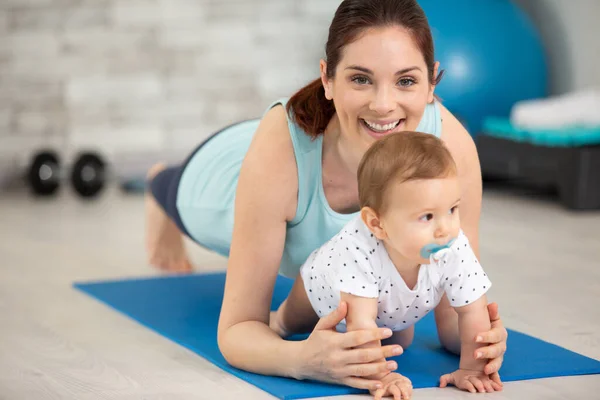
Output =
[{"x1": 357, "y1": 131, "x2": 457, "y2": 214}]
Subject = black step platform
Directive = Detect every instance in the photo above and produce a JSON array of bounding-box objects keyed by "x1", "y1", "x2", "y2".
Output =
[{"x1": 476, "y1": 135, "x2": 600, "y2": 210}]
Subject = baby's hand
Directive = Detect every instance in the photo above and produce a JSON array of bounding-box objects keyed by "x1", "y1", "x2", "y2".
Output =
[
  {"x1": 439, "y1": 369, "x2": 503, "y2": 393},
  {"x1": 369, "y1": 372, "x2": 412, "y2": 400}
]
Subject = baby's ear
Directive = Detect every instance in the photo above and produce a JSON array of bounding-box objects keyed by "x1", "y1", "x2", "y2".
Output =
[{"x1": 360, "y1": 207, "x2": 387, "y2": 240}]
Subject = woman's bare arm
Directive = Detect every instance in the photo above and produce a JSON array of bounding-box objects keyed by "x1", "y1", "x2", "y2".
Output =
[{"x1": 217, "y1": 105, "x2": 302, "y2": 377}]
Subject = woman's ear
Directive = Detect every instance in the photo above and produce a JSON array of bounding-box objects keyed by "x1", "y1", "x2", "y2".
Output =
[
  {"x1": 428, "y1": 61, "x2": 440, "y2": 104},
  {"x1": 320, "y1": 59, "x2": 333, "y2": 100},
  {"x1": 360, "y1": 207, "x2": 387, "y2": 240}
]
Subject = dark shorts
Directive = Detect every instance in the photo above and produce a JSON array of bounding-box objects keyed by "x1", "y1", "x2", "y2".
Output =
[
  {"x1": 148, "y1": 163, "x2": 191, "y2": 238},
  {"x1": 147, "y1": 120, "x2": 249, "y2": 240}
]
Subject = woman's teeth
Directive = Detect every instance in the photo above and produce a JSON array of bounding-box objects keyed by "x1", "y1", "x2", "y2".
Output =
[{"x1": 363, "y1": 119, "x2": 401, "y2": 132}]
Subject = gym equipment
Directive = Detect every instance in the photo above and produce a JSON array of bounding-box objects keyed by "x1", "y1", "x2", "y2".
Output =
[
  {"x1": 27, "y1": 151, "x2": 61, "y2": 196},
  {"x1": 484, "y1": 117, "x2": 600, "y2": 147},
  {"x1": 419, "y1": 0, "x2": 548, "y2": 135},
  {"x1": 71, "y1": 153, "x2": 106, "y2": 198},
  {"x1": 74, "y1": 272, "x2": 600, "y2": 400},
  {"x1": 477, "y1": 118, "x2": 600, "y2": 210},
  {"x1": 26, "y1": 150, "x2": 107, "y2": 199}
]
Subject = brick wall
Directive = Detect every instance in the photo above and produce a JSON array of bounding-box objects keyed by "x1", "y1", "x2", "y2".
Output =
[{"x1": 0, "y1": 0, "x2": 340, "y2": 177}]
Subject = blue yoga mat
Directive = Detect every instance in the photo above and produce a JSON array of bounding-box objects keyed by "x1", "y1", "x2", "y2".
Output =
[{"x1": 74, "y1": 272, "x2": 600, "y2": 400}]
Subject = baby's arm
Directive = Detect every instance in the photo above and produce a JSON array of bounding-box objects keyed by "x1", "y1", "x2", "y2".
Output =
[
  {"x1": 341, "y1": 292, "x2": 391, "y2": 380},
  {"x1": 454, "y1": 295, "x2": 490, "y2": 371},
  {"x1": 434, "y1": 295, "x2": 461, "y2": 354},
  {"x1": 342, "y1": 292, "x2": 414, "y2": 400},
  {"x1": 439, "y1": 295, "x2": 502, "y2": 393}
]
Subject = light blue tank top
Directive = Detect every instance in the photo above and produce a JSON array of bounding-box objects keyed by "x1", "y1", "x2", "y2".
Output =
[{"x1": 177, "y1": 98, "x2": 442, "y2": 278}]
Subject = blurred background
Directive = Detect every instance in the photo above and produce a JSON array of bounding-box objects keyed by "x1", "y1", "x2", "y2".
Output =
[
  {"x1": 0, "y1": 0, "x2": 599, "y2": 199},
  {"x1": 0, "y1": 0, "x2": 339, "y2": 189},
  {"x1": 1, "y1": 0, "x2": 600, "y2": 201}
]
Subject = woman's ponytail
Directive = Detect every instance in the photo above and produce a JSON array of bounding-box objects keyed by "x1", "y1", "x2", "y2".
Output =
[{"x1": 286, "y1": 78, "x2": 336, "y2": 138}]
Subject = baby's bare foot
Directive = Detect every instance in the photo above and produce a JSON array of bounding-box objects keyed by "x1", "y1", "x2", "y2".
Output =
[{"x1": 145, "y1": 163, "x2": 193, "y2": 273}]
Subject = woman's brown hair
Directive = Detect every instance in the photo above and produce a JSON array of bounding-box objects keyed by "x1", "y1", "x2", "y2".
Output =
[{"x1": 287, "y1": 0, "x2": 444, "y2": 138}]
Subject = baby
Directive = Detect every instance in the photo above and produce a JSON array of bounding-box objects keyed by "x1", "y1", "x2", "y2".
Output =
[{"x1": 270, "y1": 131, "x2": 502, "y2": 399}]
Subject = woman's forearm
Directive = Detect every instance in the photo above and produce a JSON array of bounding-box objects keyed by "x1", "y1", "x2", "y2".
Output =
[{"x1": 218, "y1": 320, "x2": 303, "y2": 379}]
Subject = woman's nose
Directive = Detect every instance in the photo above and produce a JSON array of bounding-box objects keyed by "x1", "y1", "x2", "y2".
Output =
[{"x1": 369, "y1": 86, "x2": 396, "y2": 115}]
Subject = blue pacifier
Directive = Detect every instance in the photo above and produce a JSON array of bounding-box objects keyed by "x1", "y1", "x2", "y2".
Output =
[{"x1": 420, "y1": 238, "x2": 456, "y2": 259}]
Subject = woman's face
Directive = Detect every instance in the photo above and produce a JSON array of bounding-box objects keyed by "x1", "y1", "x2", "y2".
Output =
[{"x1": 321, "y1": 26, "x2": 437, "y2": 158}]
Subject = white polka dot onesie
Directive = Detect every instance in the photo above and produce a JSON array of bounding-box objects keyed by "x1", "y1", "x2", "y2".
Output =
[{"x1": 300, "y1": 216, "x2": 492, "y2": 331}]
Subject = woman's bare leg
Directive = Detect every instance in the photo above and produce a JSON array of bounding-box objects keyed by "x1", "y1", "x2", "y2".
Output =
[{"x1": 145, "y1": 163, "x2": 193, "y2": 272}]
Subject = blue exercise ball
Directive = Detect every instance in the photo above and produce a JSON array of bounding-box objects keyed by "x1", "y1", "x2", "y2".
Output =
[{"x1": 419, "y1": 0, "x2": 548, "y2": 136}]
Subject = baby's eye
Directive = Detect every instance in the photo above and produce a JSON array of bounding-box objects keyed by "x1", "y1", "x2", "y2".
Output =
[
  {"x1": 449, "y1": 206, "x2": 458, "y2": 214},
  {"x1": 419, "y1": 213, "x2": 433, "y2": 222}
]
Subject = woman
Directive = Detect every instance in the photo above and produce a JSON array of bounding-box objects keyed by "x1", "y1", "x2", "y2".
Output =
[{"x1": 146, "y1": 0, "x2": 507, "y2": 392}]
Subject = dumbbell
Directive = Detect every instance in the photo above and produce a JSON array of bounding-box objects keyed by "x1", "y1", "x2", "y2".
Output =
[
  {"x1": 27, "y1": 150, "x2": 107, "y2": 198},
  {"x1": 71, "y1": 153, "x2": 106, "y2": 198},
  {"x1": 28, "y1": 150, "x2": 61, "y2": 196}
]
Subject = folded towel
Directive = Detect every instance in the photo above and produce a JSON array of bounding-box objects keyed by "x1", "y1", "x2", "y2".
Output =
[
  {"x1": 510, "y1": 89, "x2": 600, "y2": 130},
  {"x1": 483, "y1": 117, "x2": 600, "y2": 147}
]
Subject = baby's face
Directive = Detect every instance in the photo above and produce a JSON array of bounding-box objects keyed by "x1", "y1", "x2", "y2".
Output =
[{"x1": 380, "y1": 175, "x2": 461, "y2": 264}]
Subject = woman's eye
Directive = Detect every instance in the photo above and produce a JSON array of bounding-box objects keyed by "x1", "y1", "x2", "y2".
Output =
[
  {"x1": 419, "y1": 213, "x2": 433, "y2": 222},
  {"x1": 351, "y1": 76, "x2": 370, "y2": 85},
  {"x1": 398, "y1": 78, "x2": 415, "y2": 87}
]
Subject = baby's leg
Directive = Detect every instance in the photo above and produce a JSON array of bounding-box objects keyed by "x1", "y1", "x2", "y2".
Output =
[
  {"x1": 382, "y1": 325, "x2": 414, "y2": 350},
  {"x1": 270, "y1": 274, "x2": 319, "y2": 337}
]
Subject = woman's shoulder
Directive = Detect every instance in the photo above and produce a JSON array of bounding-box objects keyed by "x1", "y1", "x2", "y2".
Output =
[
  {"x1": 256, "y1": 97, "x2": 314, "y2": 153},
  {"x1": 238, "y1": 102, "x2": 299, "y2": 221},
  {"x1": 438, "y1": 102, "x2": 478, "y2": 167},
  {"x1": 258, "y1": 102, "x2": 291, "y2": 138},
  {"x1": 438, "y1": 102, "x2": 471, "y2": 141}
]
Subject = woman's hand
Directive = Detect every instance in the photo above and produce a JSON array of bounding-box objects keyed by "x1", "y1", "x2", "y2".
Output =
[
  {"x1": 295, "y1": 301, "x2": 404, "y2": 391},
  {"x1": 475, "y1": 302, "x2": 507, "y2": 385}
]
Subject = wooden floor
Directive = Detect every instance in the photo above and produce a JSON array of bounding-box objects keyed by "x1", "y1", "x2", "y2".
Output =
[{"x1": 1, "y1": 183, "x2": 599, "y2": 399}]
